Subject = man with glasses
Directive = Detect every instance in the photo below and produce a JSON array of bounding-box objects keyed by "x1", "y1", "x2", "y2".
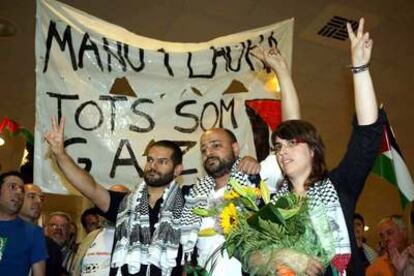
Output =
[
  {"x1": 45, "y1": 212, "x2": 71, "y2": 248},
  {"x1": 0, "y1": 171, "x2": 48, "y2": 276},
  {"x1": 45, "y1": 212, "x2": 75, "y2": 275}
]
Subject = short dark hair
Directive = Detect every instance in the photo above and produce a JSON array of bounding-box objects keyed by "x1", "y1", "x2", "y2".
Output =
[
  {"x1": 80, "y1": 208, "x2": 100, "y2": 229},
  {"x1": 272, "y1": 120, "x2": 328, "y2": 190},
  {"x1": 0, "y1": 171, "x2": 24, "y2": 189},
  {"x1": 353, "y1": 213, "x2": 365, "y2": 225},
  {"x1": 150, "y1": 140, "x2": 183, "y2": 166}
]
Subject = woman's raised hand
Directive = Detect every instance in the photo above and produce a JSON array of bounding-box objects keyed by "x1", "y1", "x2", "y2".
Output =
[
  {"x1": 347, "y1": 18, "x2": 373, "y2": 67},
  {"x1": 252, "y1": 45, "x2": 290, "y2": 74}
]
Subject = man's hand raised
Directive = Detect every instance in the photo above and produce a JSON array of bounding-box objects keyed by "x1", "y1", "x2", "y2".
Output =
[{"x1": 45, "y1": 116, "x2": 66, "y2": 157}]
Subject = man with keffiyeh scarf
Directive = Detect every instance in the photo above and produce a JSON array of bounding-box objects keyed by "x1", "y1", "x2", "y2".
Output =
[
  {"x1": 45, "y1": 121, "x2": 201, "y2": 276},
  {"x1": 180, "y1": 128, "x2": 283, "y2": 276}
]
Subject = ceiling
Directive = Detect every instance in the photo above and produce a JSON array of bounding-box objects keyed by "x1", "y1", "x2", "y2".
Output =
[{"x1": 1, "y1": 0, "x2": 413, "y2": 242}]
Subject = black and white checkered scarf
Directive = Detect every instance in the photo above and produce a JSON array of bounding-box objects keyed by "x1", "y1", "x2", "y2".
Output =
[
  {"x1": 111, "y1": 181, "x2": 197, "y2": 276},
  {"x1": 180, "y1": 158, "x2": 254, "y2": 252},
  {"x1": 271, "y1": 178, "x2": 351, "y2": 274}
]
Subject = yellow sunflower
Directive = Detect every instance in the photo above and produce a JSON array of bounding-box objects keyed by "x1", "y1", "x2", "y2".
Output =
[
  {"x1": 223, "y1": 189, "x2": 240, "y2": 200},
  {"x1": 220, "y1": 202, "x2": 239, "y2": 235}
]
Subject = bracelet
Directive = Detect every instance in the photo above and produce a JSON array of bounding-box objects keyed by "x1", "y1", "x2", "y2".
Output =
[{"x1": 349, "y1": 63, "x2": 370, "y2": 74}]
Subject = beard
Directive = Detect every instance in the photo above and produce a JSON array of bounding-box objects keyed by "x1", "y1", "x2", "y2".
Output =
[
  {"x1": 143, "y1": 169, "x2": 175, "y2": 187},
  {"x1": 203, "y1": 153, "x2": 236, "y2": 178}
]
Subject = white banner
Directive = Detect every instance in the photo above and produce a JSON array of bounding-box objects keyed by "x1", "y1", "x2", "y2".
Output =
[{"x1": 34, "y1": 0, "x2": 293, "y2": 194}]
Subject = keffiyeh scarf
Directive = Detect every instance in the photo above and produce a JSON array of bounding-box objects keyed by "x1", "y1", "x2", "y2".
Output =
[
  {"x1": 180, "y1": 158, "x2": 254, "y2": 253},
  {"x1": 111, "y1": 181, "x2": 198, "y2": 276},
  {"x1": 271, "y1": 178, "x2": 351, "y2": 274}
]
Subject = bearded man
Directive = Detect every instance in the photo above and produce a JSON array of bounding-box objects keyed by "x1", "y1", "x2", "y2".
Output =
[
  {"x1": 45, "y1": 117, "x2": 199, "y2": 276},
  {"x1": 183, "y1": 128, "x2": 283, "y2": 276}
]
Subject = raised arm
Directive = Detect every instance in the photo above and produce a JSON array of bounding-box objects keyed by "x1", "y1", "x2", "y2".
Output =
[
  {"x1": 44, "y1": 117, "x2": 110, "y2": 212},
  {"x1": 347, "y1": 18, "x2": 378, "y2": 125},
  {"x1": 241, "y1": 47, "x2": 300, "y2": 180},
  {"x1": 253, "y1": 47, "x2": 301, "y2": 120}
]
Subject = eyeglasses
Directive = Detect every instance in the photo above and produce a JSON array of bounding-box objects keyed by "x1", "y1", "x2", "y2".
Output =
[
  {"x1": 6, "y1": 183, "x2": 24, "y2": 193},
  {"x1": 47, "y1": 223, "x2": 69, "y2": 230},
  {"x1": 273, "y1": 138, "x2": 305, "y2": 154}
]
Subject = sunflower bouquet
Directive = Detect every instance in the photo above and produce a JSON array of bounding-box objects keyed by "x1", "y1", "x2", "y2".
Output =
[{"x1": 192, "y1": 178, "x2": 334, "y2": 275}]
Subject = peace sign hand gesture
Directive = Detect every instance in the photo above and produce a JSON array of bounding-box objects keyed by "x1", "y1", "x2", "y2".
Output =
[
  {"x1": 347, "y1": 18, "x2": 373, "y2": 67},
  {"x1": 44, "y1": 116, "x2": 66, "y2": 157}
]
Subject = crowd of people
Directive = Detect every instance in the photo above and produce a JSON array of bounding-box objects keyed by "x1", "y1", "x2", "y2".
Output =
[{"x1": 1, "y1": 18, "x2": 413, "y2": 276}]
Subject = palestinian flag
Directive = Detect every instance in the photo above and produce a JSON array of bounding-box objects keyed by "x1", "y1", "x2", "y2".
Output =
[
  {"x1": 372, "y1": 112, "x2": 414, "y2": 208},
  {"x1": 0, "y1": 116, "x2": 34, "y2": 145},
  {"x1": 245, "y1": 99, "x2": 281, "y2": 162}
]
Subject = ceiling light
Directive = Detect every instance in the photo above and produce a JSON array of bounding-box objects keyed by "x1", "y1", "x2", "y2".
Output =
[{"x1": 0, "y1": 137, "x2": 5, "y2": 146}]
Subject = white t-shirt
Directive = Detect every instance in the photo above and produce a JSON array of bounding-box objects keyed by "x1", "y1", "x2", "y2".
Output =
[
  {"x1": 259, "y1": 153, "x2": 282, "y2": 193},
  {"x1": 81, "y1": 227, "x2": 115, "y2": 276},
  {"x1": 196, "y1": 155, "x2": 283, "y2": 276},
  {"x1": 197, "y1": 187, "x2": 243, "y2": 276}
]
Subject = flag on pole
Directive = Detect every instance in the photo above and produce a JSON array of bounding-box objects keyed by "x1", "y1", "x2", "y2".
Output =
[{"x1": 372, "y1": 112, "x2": 414, "y2": 208}]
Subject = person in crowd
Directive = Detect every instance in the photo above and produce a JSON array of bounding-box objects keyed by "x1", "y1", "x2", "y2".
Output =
[
  {"x1": 45, "y1": 212, "x2": 71, "y2": 249},
  {"x1": 19, "y1": 184, "x2": 44, "y2": 224},
  {"x1": 351, "y1": 213, "x2": 377, "y2": 273},
  {"x1": 44, "y1": 125, "x2": 200, "y2": 275},
  {"x1": 0, "y1": 171, "x2": 48, "y2": 275},
  {"x1": 366, "y1": 215, "x2": 414, "y2": 275},
  {"x1": 69, "y1": 221, "x2": 79, "y2": 246},
  {"x1": 376, "y1": 239, "x2": 387, "y2": 257},
  {"x1": 71, "y1": 184, "x2": 130, "y2": 276},
  {"x1": 250, "y1": 18, "x2": 384, "y2": 275},
  {"x1": 187, "y1": 35, "x2": 301, "y2": 276},
  {"x1": 45, "y1": 211, "x2": 74, "y2": 275},
  {"x1": 19, "y1": 184, "x2": 64, "y2": 276},
  {"x1": 80, "y1": 208, "x2": 101, "y2": 235}
]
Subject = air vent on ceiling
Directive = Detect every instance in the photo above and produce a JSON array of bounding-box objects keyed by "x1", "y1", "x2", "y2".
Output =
[
  {"x1": 300, "y1": 4, "x2": 379, "y2": 50},
  {"x1": 317, "y1": 16, "x2": 358, "y2": 41}
]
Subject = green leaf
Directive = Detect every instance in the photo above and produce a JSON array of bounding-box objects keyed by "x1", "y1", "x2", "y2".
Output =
[
  {"x1": 192, "y1": 207, "x2": 211, "y2": 217},
  {"x1": 260, "y1": 180, "x2": 270, "y2": 204},
  {"x1": 228, "y1": 178, "x2": 248, "y2": 197},
  {"x1": 278, "y1": 204, "x2": 302, "y2": 219},
  {"x1": 274, "y1": 195, "x2": 290, "y2": 209},
  {"x1": 244, "y1": 187, "x2": 257, "y2": 201},
  {"x1": 247, "y1": 202, "x2": 286, "y2": 231},
  {"x1": 226, "y1": 242, "x2": 236, "y2": 258},
  {"x1": 239, "y1": 197, "x2": 259, "y2": 212},
  {"x1": 198, "y1": 228, "x2": 218, "y2": 237}
]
